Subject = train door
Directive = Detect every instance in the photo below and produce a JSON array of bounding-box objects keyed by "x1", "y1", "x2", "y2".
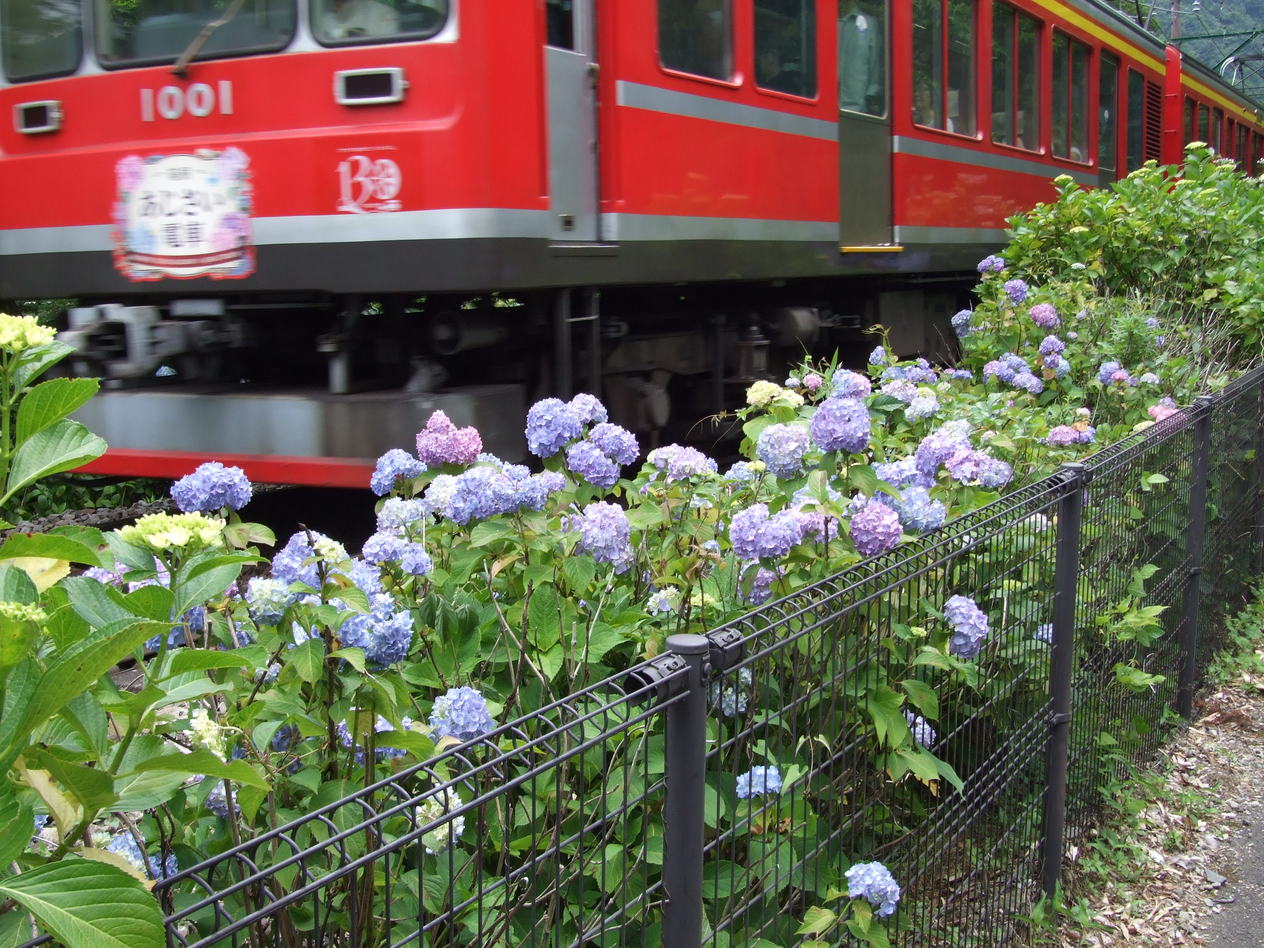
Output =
[
  {"x1": 544, "y1": 0, "x2": 601, "y2": 242},
  {"x1": 838, "y1": 0, "x2": 892, "y2": 247}
]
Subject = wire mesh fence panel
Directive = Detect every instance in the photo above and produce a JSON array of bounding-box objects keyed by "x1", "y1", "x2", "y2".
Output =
[{"x1": 136, "y1": 662, "x2": 685, "y2": 948}]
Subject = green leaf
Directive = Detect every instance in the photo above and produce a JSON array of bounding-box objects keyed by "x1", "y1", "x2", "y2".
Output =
[
  {"x1": 2, "y1": 420, "x2": 107, "y2": 505},
  {"x1": 701, "y1": 859, "x2": 748, "y2": 900},
  {"x1": 171, "y1": 551, "x2": 248, "y2": 617},
  {"x1": 0, "y1": 857, "x2": 165, "y2": 948},
  {"x1": 167, "y1": 649, "x2": 261, "y2": 676},
  {"x1": 468, "y1": 520, "x2": 515, "y2": 548},
  {"x1": 899, "y1": 678, "x2": 939, "y2": 720},
  {"x1": 0, "y1": 563, "x2": 39, "y2": 603},
  {"x1": 23, "y1": 747, "x2": 116, "y2": 816},
  {"x1": 290, "y1": 637, "x2": 325, "y2": 684},
  {"x1": 329, "y1": 647, "x2": 366, "y2": 672},
  {"x1": 0, "y1": 793, "x2": 34, "y2": 868},
  {"x1": 127, "y1": 748, "x2": 269, "y2": 791},
  {"x1": 561, "y1": 556, "x2": 596, "y2": 592},
  {"x1": 527, "y1": 584, "x2": 560, "y2": 648},
  {"x1": 11, "y1": 340, "x2": 74, "y2": 390},
  {"x1": 796, "y1": 905, "x2": 838, "y2": 936},
  {"x1": 16, "y1": 378, "x2": 100, "y2": 443},
  {"x1": 0, "y1": 532, "x2": 106, "y2": 569},
  {"x1": 112, "y1": 770, "x2": 187, "y2": 813},
  {"x1": 864, "y1": 684, "x2": 906, "y2": 747}
]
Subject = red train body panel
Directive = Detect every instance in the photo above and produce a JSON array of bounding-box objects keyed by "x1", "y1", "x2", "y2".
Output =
[{"x1": 0, "y1": 0, "x2": 1260, "y2": 485}]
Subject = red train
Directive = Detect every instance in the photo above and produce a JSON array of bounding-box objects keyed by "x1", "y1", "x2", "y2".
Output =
[{"x1": 1, "y1": 0, "x2": 1260, "y2": 485}]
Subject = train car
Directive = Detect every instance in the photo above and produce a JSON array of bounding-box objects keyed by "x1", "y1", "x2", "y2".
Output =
[{"x1": 0, "y1": 0, "x2": 1260, "y2": 485}]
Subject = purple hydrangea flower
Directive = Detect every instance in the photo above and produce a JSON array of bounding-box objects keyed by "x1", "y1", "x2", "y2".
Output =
[
  {"x1": 516, "y1": 470, "x2": 567, "y2": 511},
  {"x1": 572, "y1": 501, "x2": 633, "y2": 567},
  {"x1": 646, "y1": 445, "x2": 717, "y2": 482},
  {"x1": 1097, "y1": 361, "x2": 1122, "y2": 384},
  {"x1": 742, "y1": 563, "x2": 779, "y2": 605},
  {"x1": 1004, "y1": 279, "x2": 1029, "y2": 305},
  {"x1": 735, "y1": 765, "x2": 782, "y2": 799},
  {"x1": 587, "y1": 422, "x2": 639, "y2": 465},
  {"x1": 415, "y1": 411, "x2": 483, "y2": 467},
  {"x1": 809, "y1": 397, "x2": 871, "y2": 453},
  {"x1": 868, "y1": 346, "x2": 888, "y2": 366},
  {"x1": 1043, "y1": 354, "x2": 1071, "y2": 378},
  {"x1": 1038, "y1": 335, "x2": 1065, "y2": 356},
  {"x1": 370, "y1": 449, "x2": 426, "y2": 496},
  {"x1": 1145, "y1": 317, "x2": 1161, "y2": 330},
  {"x1": 724, "y1": 461, "x2": 763, "y2": 483},
  {"x1": 105, "y1": 833, "x2": 178, "y2": 881},
  {"x1": 802, "y1": 373, "x2": 824, "y2": 392},
  {"x1": 1012, "y1": 372, "x2": 1043, "y2": 395},
  {"x1": 914, "y1": 421, "x2": 972, "y2": 478},
  {"x1": 729, "y1": 503, "x2": 807, "y2": 560},
  {"x1": 846, "y1": 862, "x2": 901, "y2": 918},
  {"x1": 951, "y1": 309, "x2": 973, "y2": 335},
  {"x1": 881, "y1": 378, "x2": 918, "y2": 404},
  {"x1": 906, "y1": 391, "x2": 939, "y2": 421},
  {"x1": 525, "y1": 398, "x2": 584, "y2": 457},
  {"x1": 566, "y1": 440, "x2": 621, "y2": 489},
  {"x1": 875, "y1": 456, "x2": 932, "y2": 489},
  {"x1": 976, "y1": 254, "x2": 1005, "y2": 273},
  {"x1": 849, "y1": 496, "x2": 903, "y2": 557},
  {"x1": 756, "y1": 423, "x2": 811, "y2": 479},
  {"x1": 945, "y1": 595, "x2": 990, "y2": 659},
  {"x1": 568, "y1": 393, "x2": 608, "y2": 426},
  {"x1": 905, "y1": 710, "x2": 937, "y2": 748},
  {"x1": 945, "y1": 449, "x2": 1012, "y2": 488},
  {"x1": 429, "y1": 686, "x2": 497, "y2": 742},
  {"x1": 171, "y1": 461, "x2": 252, "y2": 513},
  {"x1": 1029, "y1": 303, "x2": 1060, "y2": 329},
  {"x1": 336, "y1": 714, "x2": 412, "y2": 763},
  {"x1": 1046, "y1": 425, "x2": 1096, "y2": 446}
]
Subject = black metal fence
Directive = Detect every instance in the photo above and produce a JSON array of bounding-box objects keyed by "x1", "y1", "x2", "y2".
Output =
[{"x1": 81, "y1": 367, "x2": 1264, "y2": 947}]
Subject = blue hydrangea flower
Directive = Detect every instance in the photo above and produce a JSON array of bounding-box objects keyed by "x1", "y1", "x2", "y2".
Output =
[
  {"x1": 1003, "y1": 279, "x2": 1029, "y2": 305},
  {"x1": 868, "y1": 346, "x2": 888, "y2": 366},
  {"x1": 272, "y1": 530, "x2": 344, "y2": 588},
  {"x1": 810, "y1": 397, "x2": 871, "y2": 453},
  {"x1": 566, "y1": 440, "x2": 621, "y2": 488},
  {"x1": 399, "y1": 543, "x2": 433, "y2": 576},
  {"x1": 906, "y1": 391, "x2": 939, "y2": 421},
  {"x1": 515, "y1": 471, "x2": 567, "y2": 511},
  {"x1": 1097, "y1": 361, "x2": 1122, "y2": 384},
  {"x1": 362, "y1": 531, "x2": 407, "y2": 565},
  {"x1": 376, "y1": 497, "x2": 427, "y2": 535},
  {"x1": 913, "y1": 421, "x2": 972, "y2": 478},
  {"x1": 647, "y1": 587, "x2": 683, "y2": 615},
  {"x1": 204, "y1": 781, "x2": 231, "y2": 819},
  {"x1": 893, "y1": 486, "x2": 946, "y2": 532},
  {"x1": 1138, "y1": 372, "x2": 1160, "y2": 385},
  {"x1": 831, "y1": 371, "x2": 872, "y2": 398},
  {"x1": 339, "y1": 596, "x2": 413, "y2": 666},
  {"x1": 945, "y1": 368, "x2": 974, "y2": 381},
  {"x1": 945, "y1": 449, "x2": 1012, "y2": 488},
  {"x1": 336, "y1": 714, "x2": 412, "y2": 763},
  {"x1": 875, "y1": 456, "x2": 932, "y2": 489},
  {"x1": 1034, "y1": 623, "x2": 1054, "y2": 644},
  {"x1": 845, "y1": 861, "x2": 901, "y2": 918},
  {"x1": 729, "y1": 503, "x2": 806, "y2": 560},
  {"x1": 1039, "y1": 336, "x2": 1065, "y2": 357},
  {"x1": 741, "y1": 563, "x2": 780, "y2": 604},
  {"x1": 1012, "y1": 372, "x2": 1044, "y2": 395},
  {"x1": 976, "y1": 254, "x2": 1005, "y2": 273},
  {"x1": 1029, "y1": 303, "x2": 1060, "y2": 329},
  {"x1": 905, "y1": 710, "x2": 937, "y2": 748},
  {"x1": 951, "y1": 309, "x2": 973, "y2": 335},
  {"x1": 525, "y1": 397, "x2": 584, "y2": 457},
  {"x1": 370, "y1": 449, "x2": 426, "y2": 496},
  {"x1": 171, "y1": 461, "x2": 252, "y2": 513},
  {"x1": 709, "y1": 666, "x2": 753, "y2": 716},
  {"x1": 880, "y1": 378, "x2": 918, "y2": 404},
  {"x1": 945, "y1": 595, "x2": 990, "y2": 659},
  {"x1": 756, "y1": 423, "x2": 811, "y2": 479},
  {"x1": 105, "y1": 832, "x2": 178, "y2": 881},
  {"x1": 446, "y1": 465, "x2": 522, "y2": 524},
  {"x1": 724, "y1": 460, "x2": 763, "y2": 483},
  {"x1": 245, "y1": 576, "x2": 295, "y2": 625},
  {"x1": 735, "y1": 765, "x2": 782, "y2": 799},
  {"x1": 1145, "y1": 316, "x2": 1161, "y2": 329},
  {"x1": 849, "y1": 496, "x2": 903, "y2": 557},
  {"x1": 429, "y1": 686, "x2": 497, "y2": 742}
]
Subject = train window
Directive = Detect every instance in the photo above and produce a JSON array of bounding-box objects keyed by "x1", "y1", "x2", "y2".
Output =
[
  {"x1": 660, "y1": 0, "x2": 732, "y2": 81},
  {"x1": 755, "y1": 0, "x2": 817, "y2": 98},
  {"x1": 1238, "y1": 124, "x2": 1250, "y2": 165},
  {"x1": 313, "y1": 0, "x2": 448, "y2": 46},
  {"x1": 2, "y1": 0, "x2": 81, "y2": 81},
  {"x1": 838, "y1": 0, "x2": 884, "y2": 114},
  {"x1": 547, "y1": 0, "x2": 574, "y2": 49},
  {"x1": 1211, "y1": 107, "x2": 1223, "y2": 151},
  {"x1": 912, "y1": 0, "x2": 976, "y2": 134},
  {"x1": 96, "y1": 0, "x2": 306, "y2": 64},
  {"x1": 1126, "y1": 69, "x2": 1144, "y2": 171},
  {"x1": 1185, "y1": 97, "x2": 1198, "y2": 144},
  {"x1": 1099, "y1": 52, "x2": 1118, "y2": 171},
  {"x1": 990, "y1": 2, "x2": 1038, "y2": 150},
  {"x1": 1051, "y1": 32, "x2": 1089, "y2": 162},
  {"x1": 1198, "y1": 103, "x2": 1210, "y2": 144}
]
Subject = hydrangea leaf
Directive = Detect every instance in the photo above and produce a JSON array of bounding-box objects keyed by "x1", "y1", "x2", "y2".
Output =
[
  {"x1": 0, "y1": 857, "x2": 165, "y2": 948},
  {"x1": 11, "y1": 340, "x2": 74, "y2": 391},
  {"x1": 899, "y1": 678, "x2": 939, "y2": 720},
  {"x1": 22, "y1": 746, "x2": 116, "y2": 818},
  {"x1": 0, "y1": 793, "x2": 34, "y2": 868},
  {"x1": 289, "y1": 637, "x2": 325, "y2": 684},
  {"x1": 864, "y1": 685, "x2": 906, "y2": 748},
  {"x1": 0, "y1": 533, "x2": 105, "y2": 570},
  {"x1": 2, "y1": 420, "x2": 107, "y2": 507},
  {"x1": 796, "y1": 905, "x2": 838, "y2": 936},
  {"x1": 127, "y1": 748, "x2": 268, "y2": 791},
  {"x1": 15, "y1": 377, "x2": 100, "y2": 443}
]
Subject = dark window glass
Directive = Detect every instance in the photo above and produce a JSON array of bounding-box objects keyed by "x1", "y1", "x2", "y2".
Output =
[
  {"x1": 1185, "y1": 97, "x2": 1198, "y2": 144},
  {"x1": 660, "y1": 0, "x2": 732, "y2": 80},
  {"x1": 1126, "y1": 69, "x2": 1145, "y2": 171},
  {"x1": 837, "y1": 0, "x2": 884, "y2": 114},
  {"x1": 912, "y1": 0, "x2": 974, "y2": 134},
  {"x1": 3, "y1": 0, "x2": 81, "y2": 81},
  {"x1": 546, "y1": 0, "x2": 574, "y2": 49},
  {"x1": 1099, "y1": 52, "x2": 1118, "y2": 171},
  {"x1": 755, "y1": 0, "x2": 817, "y2": 98},
  {"x1": 991, "y1": 2, "x2": 1038, "y2": 149},
  {"x1": 1211, "y1": 107, "x2": 1223, "y2": 151},
  {"x1": 1198, "y1": 103, "x2": 1210, "y2": 143},
  {"x1": 98, "y1": 0, "x2": 303, "y2": 64},
  {"x1": 1052, "y1": 31, "x2": 1088, "y2": 161},
  {"x1": 312, "y1": 0, "x2": 447, "y2": 46}
]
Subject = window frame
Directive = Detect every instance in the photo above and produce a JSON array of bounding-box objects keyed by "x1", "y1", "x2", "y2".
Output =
[
  {"x1": 2, "y1": 0, "x2": 83, "y2": 82},
  {"x1": 990, "y1": 0, "x2": 1040, "y2": 151},
  {"x1": 1050, "y1": 28, "x2": 1090, "y2": 164},
  {"x1": 911, "y1": 0, "x2": 977, "y2": 136},
  {"x1": 1098, "y1": 51, "x2": 1119, "y2": 172},
  {"x1": 658, "y1": 0, "x2": 735, "y2": 83}
]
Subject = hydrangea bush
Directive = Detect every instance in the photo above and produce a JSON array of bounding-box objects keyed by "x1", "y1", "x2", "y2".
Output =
[{"x1": 6, "y1": 146, "x2": 1257, "y2": 944}]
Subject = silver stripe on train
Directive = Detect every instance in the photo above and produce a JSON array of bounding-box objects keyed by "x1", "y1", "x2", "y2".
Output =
[
  {"x1": 616, "y1": 80, "x2": 838, "y2": 142},
  {"x1": 893, "y1": 136, "x2": 1099, "y2": 186},
  {"x1": 894, "y1": 225, "x2": 1010, "y2": 245}
]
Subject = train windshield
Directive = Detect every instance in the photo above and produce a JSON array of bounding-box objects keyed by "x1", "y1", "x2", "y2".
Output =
[
  {"x1": 312, "y1": 0, "x2": 448, "y2": 45},
  {"x1": 95, "y1": 0, "x2": 298, "y2": 66},
  {"x1": 2, "y1": 0, "x2": 82, "y2": 81}
]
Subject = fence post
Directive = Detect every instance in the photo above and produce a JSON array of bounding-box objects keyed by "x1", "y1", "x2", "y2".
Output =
[
  {"x1": 1255, "y1": 381, "x2": 1264, "y2": 576},
  {"x1": 662, "y1": 633, "x2": 709, "y2": 948},
  {"x1": 1042, "y1": 461, "x2": 1085, "y2": 899},
  {"x1": 1177, "y1": 395, "x2": 1215, "y2": 718}
]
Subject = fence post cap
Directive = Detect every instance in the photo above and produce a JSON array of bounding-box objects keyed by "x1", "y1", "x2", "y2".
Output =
[{"x1": 666, "y1": 633, "x2": 710, "y2": 655}]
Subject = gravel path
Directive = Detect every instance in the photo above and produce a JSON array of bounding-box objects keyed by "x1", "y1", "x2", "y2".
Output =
[{"x1": 1056, "y1": 678, "x2": 1264, "y2": 946}]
